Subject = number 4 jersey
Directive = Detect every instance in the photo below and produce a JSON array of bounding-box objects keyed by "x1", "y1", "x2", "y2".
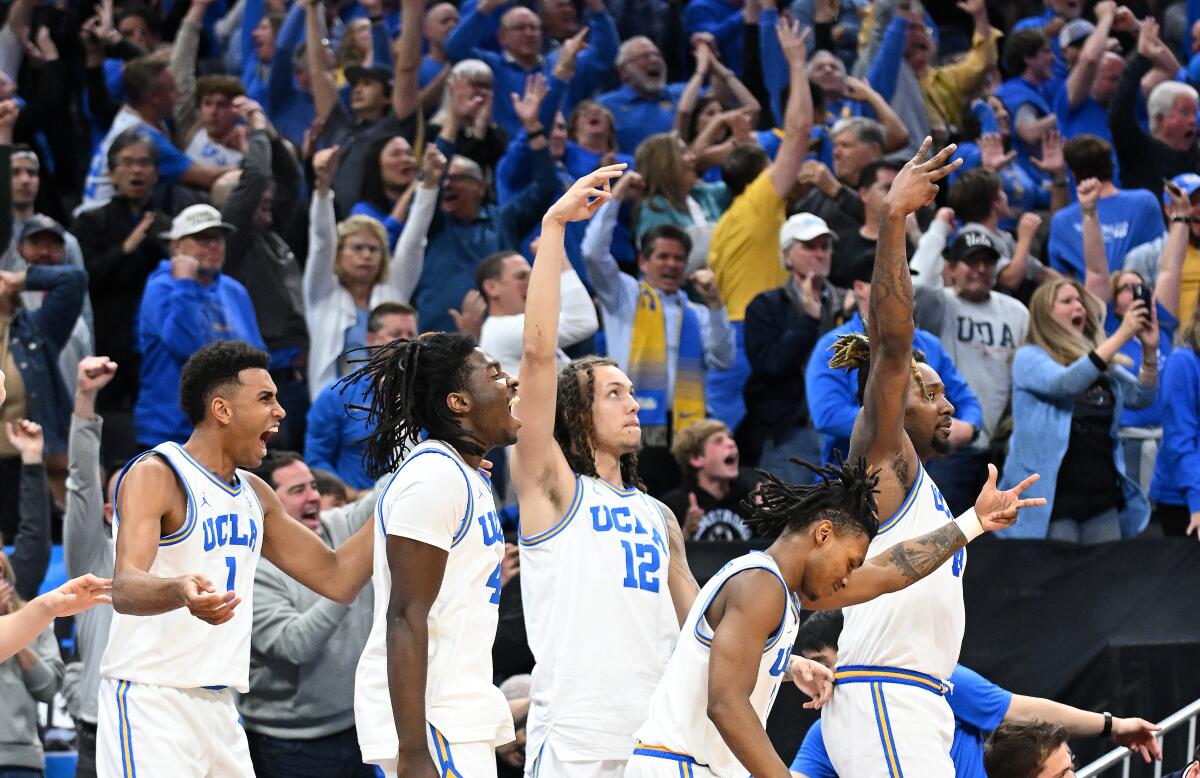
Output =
[
  {"x1": 101, "y1": 442, "x2": 265, "y2": 692},
  {"x1": 355, "y1": 439, "x2": 514, "y2": 764},
  {"x1": 518, "y1": 474, "x2": 680, "y2": 764}
]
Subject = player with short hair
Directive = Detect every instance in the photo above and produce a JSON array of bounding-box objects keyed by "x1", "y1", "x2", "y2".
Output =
[
  {"x1": 98, "y1": 340, "x2": 375, "y2": 778},
  {"x1": 349, "y1": 328, "x2": 522, "y2": 778},
  {"x1": 818, "y1": 139, "x2": 1046, "y2": 778}
]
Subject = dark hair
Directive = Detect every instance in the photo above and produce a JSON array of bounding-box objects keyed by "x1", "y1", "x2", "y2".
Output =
[
  {"x1": 357, "y1": 134, "x2": 407, "y2": 214},
  {"x1": 684, "y1": 94, "x2": 724, "y2": 144},
  {"x1": 639, "y1": 223, "x2": 693, "y2": 260},
  {"x1": 107, "y1": 128, "x2": 159, "y2": 171},
  {"x1": 554, "y1": 356, "x2": 642, "y2": 489},
  {"x1": 248, "y1": 449, "x2": 304, "y2": 488},
  {"x1": 123, "y1": 54, "x2": 170, "y2": 107},
  {"x1": 858, "y1": 158, "x2": 905, "y2": 191},
  {"x1": 1063, "y1": 134, "x2": 1114, "y2": 182},
  {"x1": 195, "y1": 74, "x2": 246, "y2": 105},
  {"x1": 744, "y1": 454, "x2": 880, "y2": 540},
  {"x1": 984, "y1": 721, "x2": 1071, "y2": 778},
  {"x1": 797, "y1": 608, "x2": 844, "y2": 657},
  {"x1": 828, "y1": 332, "x2": 929, "y2": 405},
  {"x1": 368, "y1": 302, "x2": 417, "y2": 333},
  {"x1": 312, "y1": 468, "x2": 350, "y2": 500},
  {"x1": 117, "y1": 4, "x2": 157, "y2": 32},
  {"x1": 476, "y1": 250, "x2": 522, "y2": 296},
  {"x1": 179, "y1": 341, "x2": 271, "y2": 425},
  {"x1": 1003, "y1": 29, "x2": 1048, "y2": 77},
  {"x1": 948, "y1": 168, "x2": 1002, "y2": 223},
  {"x1": 721, "y1": 145, "x2": 770, "y2": 198},
  {"x1": 338, "y1": 333, "x2": 484, "y2": 477}
]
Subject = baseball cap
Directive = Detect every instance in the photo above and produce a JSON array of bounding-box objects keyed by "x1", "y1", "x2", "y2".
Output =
[
  {"x1": 1165, "y1": 172, "x2": 1200, "y2": 204},
  {"x1": 946, "y1": 226, "x2": 1001, "y2": 263},
  {"x1": 161, "y1": 205, "x2": 236, "y2": 241},
  {"x1": 779, "y1": 213, "x2": 836, "y2": 250},
  {"x1": 1058, "y1": 18, "x2": 1094, "y2": 49},
  {"x1": 18, "y1": 214, "x2": 65, "y2": 243},
  {"x1": 344, "y1": 64, "x2": 393, "y2": 92}
]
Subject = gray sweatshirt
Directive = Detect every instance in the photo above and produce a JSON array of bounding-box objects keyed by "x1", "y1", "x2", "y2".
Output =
[
  {"x1": 0, "y1": 626, "x2": 65, "y2": 769},
  {"x1": 237, "y1": 493, "x2": 376, "y2": 740},
  {"x1": 61, "y1": 414, "x2": 112, "y2": 726}
]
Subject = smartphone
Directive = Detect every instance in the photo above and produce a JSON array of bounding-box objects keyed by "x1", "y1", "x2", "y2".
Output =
[{"x1": 1130, "y1": 283, "x2": 1153, "y2": 310}]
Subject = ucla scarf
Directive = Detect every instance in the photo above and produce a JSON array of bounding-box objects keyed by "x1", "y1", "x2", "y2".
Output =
[{"x1": 628, "y1": 281, "x2": 706, "y2": 434}]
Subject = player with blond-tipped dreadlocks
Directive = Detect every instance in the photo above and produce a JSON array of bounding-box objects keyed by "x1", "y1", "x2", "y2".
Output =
[{"x1": 812, "y1": 138, "x2": 1047, "y2": 778}]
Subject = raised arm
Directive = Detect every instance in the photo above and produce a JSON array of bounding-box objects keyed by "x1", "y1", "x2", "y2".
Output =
[
  {"x1": 389, "y1": 145, "x2": 445, "y2": 303},
  {"x1": 768, "y1": 20, "x2": 813, "y2": 197},
  {"x1": 803, "y1": 466, "x2": 1043, "y2": 610},
  {"x1": 64, "y1": 358, "x2": 118, "y2": 579},
  {"x1": 511, "y1": 165, "x2": 625, "y2": 528},
  {"x1": 1157, "y1": 180, "x2": 1191, "y2": 320},
  {"x1": 303, "y1": 147, "x2": 341, "y2": 311},
  {"x1": 304, "y1": 0, "x2": 340, "y2": 122},
  {"x1": 848, "y1": 139, "x2": 960, "y2": 468},
  {"x1": 1078, "y1": 178, "x2": 1112, "y2": 303},
  {"x1": 845, "y1": 76, "x2": 910, "y2": 152},
  {"x1": 392, "y1": 0, "x2": 423, "y2": 119},
  {"x1": 1066, "y1": 1, "x2": 1116, "y2": 110}
]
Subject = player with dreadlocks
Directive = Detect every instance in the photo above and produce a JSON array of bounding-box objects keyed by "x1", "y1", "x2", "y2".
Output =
[
  {"x1": 630, "y1": 441, "x2": 1054, "y2": 778},
  {"x1": 349, "y1": 330, "x2": 522, "y2": 778},
  {"x1": 812, "y1": 138, "x2": 1046, "y2": 778}
]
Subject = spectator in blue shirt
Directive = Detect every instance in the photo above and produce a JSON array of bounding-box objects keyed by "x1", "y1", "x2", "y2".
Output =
[
  {"x1": 1150, "y1": 304, "x2": 1200, "y2": 538},
  {"x1": 444, "y1": 0, "x2": 618, "y2": 137},
  {"x1": 1054, "y1": 8, "x2": 1133, "y2": 145},
  {"x1": 418, "y1": 2, "x2": 460, "y2": 99},
  {"x1": 596, "y1": 36, "x2": 689, "y2": 154},
  {"x1": 994, "y1": 29, "x2": 1060, "y2": 188},
  {"x1": 306, "y1": 302, "x2": 418, "y2": 490},
  {"x1": 135, "y1": 205, "x2": 267, "y2": 448},
  {"x1": 1047, "y1": 135, "x2": 1164, "y2": 278},
  {"x1": 240, "y1": 0, "x2": 282, "y2": 105},
  {"x1": 264, "y1": 3, "x2": 314, "y2": 146},
  {"x1": 805, "y1": 252, "x2": 983, "y2": 467},
  {"x1": 787, "y1": 610, "x2": 1162, "y2": 778}
]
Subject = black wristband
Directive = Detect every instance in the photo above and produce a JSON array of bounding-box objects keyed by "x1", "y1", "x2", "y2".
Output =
[
  {"x1": 1101, "y1": 711, "x2": 1113, "y2": 738},
  {"x1": 1087, "y1": 350, "x2": 1108, "y2": 371}
]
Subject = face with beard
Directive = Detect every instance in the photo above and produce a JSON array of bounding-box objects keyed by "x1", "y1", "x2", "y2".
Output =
[
  {"x1": 619, "y1": 37, "x2": 667, "y2": 97},
  {"x1": 903, "y1": 362, "x2": 955, "y2": 458}
]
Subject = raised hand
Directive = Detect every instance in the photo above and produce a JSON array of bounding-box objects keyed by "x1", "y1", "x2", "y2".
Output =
[
  {"x1": 232, "y1": 95, "x2": 269, "y2": 131},
  {"x1": 77, "y1": 356, "x2": 118, "y2": 397},
  {"x1": 684, "y1": 492, "x2": 703, "y2": 537},
  {"x1": 1112, "y1": 5, "x2": 1139, "y2": 32},
  {"x1": 36, "y1": 574, "x2": 113, "y2": 618},
  {"x1": 511, "y1": 73, "x2": 549, "y2": 131},
  {"x1": 552, "y1": 25, "x2": 589, "y2": 81},
  {"x1": 693, "y1": 38, "x2": 713, "y2": 75},
  {"x1": 1165, "y1": 178, "x2": 1192, "y2": 220},
  {"x1": 1077, "y1": 176, "x2": 1102, "y2": 211},
  {"x1": 611, "y1": 170, "x2": 645, "y2": 202},
  {"x1": 978, "y1": 132, "x2": 1015, "y2": 170},
  {"x1": 776, "y1": 18, "x2": 810, "y2": 67},
  {"x1": 178, "y1": 573, "x2": 239, "y2": 625},
  {"x1": 935, "y1": 207, "x2": 957, "y2": 229},
  {"x1": 883, "y1": 137, "x2": 961, "y2": 215},
  {"x1": 543, "y1": 164, "x2": 626, "y2": 226},
  {"x1": 972, "y1": 465, "x2": 1045, "y2": 532},
  {"x1": 688, "y1": 269, "x2": 723, "y2": 309},
  {"x1": 6, "y1": 420, "x2": 43, "y2": 464},
  {"x1": 313, "y1": 145, "x2": 339, "y2": 192},
  {"x1": 1031, "y1": 127, "x2": 1065, "y2": 176},
  {"x1": 787, "y1": 656, "x2": 834, "y2": 709},
  {"x1": 1016, "y1": 212, "x2": 1042, "y2": 244},
  {"x1": 448, "y1": 289, "x2": 486, "y2": 340},
  {"x1": 1111, "y1": 717, "x2": 1162, "y2": 763},
  {"x1": 420, "y1": 143, "x2": 447, "y2": 185}
]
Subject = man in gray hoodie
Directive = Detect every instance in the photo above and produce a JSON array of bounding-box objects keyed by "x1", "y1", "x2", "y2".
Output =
[{"x1": 238, "y1": 450, "x2": 376, "y2": 778}]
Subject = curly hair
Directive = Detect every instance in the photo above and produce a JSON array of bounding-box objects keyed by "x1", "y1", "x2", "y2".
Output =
[
  {"x1": 744, "y1": 453, "x2": 880, "y2": 539},
  {"x1": 827, "y1": 331, "x2": 929, "y2": 405},
  {"x1": 554, "y1": 356, "x2": 643, "y2": 490},
  {"x1": 338, "y1": 332, "x2": 483, "y2": 478}
]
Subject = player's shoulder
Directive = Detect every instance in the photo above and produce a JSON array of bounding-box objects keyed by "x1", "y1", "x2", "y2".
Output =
[{"x1": 381, "y1": 442, "x2": 475, "y2": 501}]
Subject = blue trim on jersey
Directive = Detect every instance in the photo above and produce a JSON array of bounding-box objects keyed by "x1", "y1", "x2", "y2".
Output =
[
  {"x1": 877, "y1": 466, "x2": 924, "y2": 534},
  {"x1": 531, "y1": 741, "x2": 545, "y2": 777},
  {"x1": 594, "y1": 477, "x2": 640, "y2": 497},
  {"x1": 632, "y1": 745, "x2": 703, "y2": 765},
  {"x1": 169, "y1": 442, "x2": 243, "y2": 497},
  {"x1": 694, "y1": 556, "x2": 791, "y2": 653},
  {"x1": 428, "y1": 723, "x2": 464, "y2": 778},
  {"x1": 872, "y1": 682, "x2": 905, "y2": 778},
  {"x1": 374, "y1": 448, "x2": 474, "y2": 544},
  {"x1": 111, "y1": 450, "x2": 198, "y2": 547},
  {"x1": 836, "y1": 665, "x2": 949, "y2": 695},
  {"x1": 517, "y1": 475, "x2": 582, "y2": 546},
  {"x1": 116, "y1": 680, "x2": 136, "y2": 778}
]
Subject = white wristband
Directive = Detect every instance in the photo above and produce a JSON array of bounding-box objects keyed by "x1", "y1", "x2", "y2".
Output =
[{"x1": 953, "y1": 508, "x2": 984, "y2": 542}]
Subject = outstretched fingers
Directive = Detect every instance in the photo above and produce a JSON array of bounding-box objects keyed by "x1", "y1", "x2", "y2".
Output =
[
  {"x1": 909, "y1": 136, "x2": 933, "y2": 166},
  {"x1": 1009, "y1": 472, "x2": 1041, "y2": 497}
]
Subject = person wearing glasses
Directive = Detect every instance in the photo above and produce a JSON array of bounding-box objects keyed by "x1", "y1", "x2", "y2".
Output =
[{"x1": 134, "y1": 204, "x2": 267, "y2": 450}]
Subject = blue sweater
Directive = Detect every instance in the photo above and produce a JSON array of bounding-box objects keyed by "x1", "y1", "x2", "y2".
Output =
[
  {"x1": 265, "y1": 4, "x2": 315, "y2": 145},
  {"x1": 804, "y1": 313, "x2": 984, "y2": 465},
  {"x1": 305, "y1": 374, "x2": 374, "y2": 490},
  {"x1": 135, "y1": 262, "x2": 267, "y2": 446},
  {"x1": 1150, "y1": 345, "x2": 1200, "y2": 512},
  {"x1": 998, "y1": 345, "x2": 1156, "y2": 538}
]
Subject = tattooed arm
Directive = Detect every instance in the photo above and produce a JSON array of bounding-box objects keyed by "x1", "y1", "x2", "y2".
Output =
[
  {"x1": 801, "y1": 465, "x2": 1044, "y2": 610},
  {"x1": 847, "y1": 139, "x2": 962, "y2": 477}
]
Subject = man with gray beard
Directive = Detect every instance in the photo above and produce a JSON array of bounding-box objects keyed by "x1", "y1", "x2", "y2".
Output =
[{"x1": 597, "y1": 36, "x2": 689, "y2": 153}]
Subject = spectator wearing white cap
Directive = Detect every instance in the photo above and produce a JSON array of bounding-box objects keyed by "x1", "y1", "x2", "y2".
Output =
[
  {"x1": 134, "y1": 204, "x2": 267, "y2": 448},
  {"x1": 742, "y1": 212, "x2": 845, "y2": 484}
]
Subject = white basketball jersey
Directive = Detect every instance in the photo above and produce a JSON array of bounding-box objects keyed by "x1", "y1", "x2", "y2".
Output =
[
  {"x1": 837, "y1": 464, "x2": 966, "y2": 679},
  {"x1": 185, "y1": 128, "x2": 245, "y2": 168},
  {"x1": 635, "y1": 552, "x2": 801, "y2": 778},
  {"x1": 101, "y1": 442, "x2": 264, "y2": 692},
  {"x1": 355, "y1": 439, "x2": 514, "y2": 763},
  {"x1": 518, "y1": 474, "x2": 679, "y2": 763}
]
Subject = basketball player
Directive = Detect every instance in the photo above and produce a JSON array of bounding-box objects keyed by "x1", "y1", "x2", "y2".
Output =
[
  {"x1": 513, "y1": 166, "x2": 833, "y2": 778},
  {"x1": 817, "y1": 138, "x2": 1043, "y2": 778},
  {"x1": 628, "y1": 445, "x2": 1043, "y2": 778},
  {"x1": 349, "y1": 331, "x2": 522, "y2": 778},
  {"x1": 98, "y1": 341, "x2": 375, "y2": 778}
]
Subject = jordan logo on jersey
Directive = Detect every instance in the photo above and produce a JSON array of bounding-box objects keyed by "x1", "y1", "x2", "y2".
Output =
[{"x1": 202, "y1": 513, "x2": 259, "y2": 552}]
